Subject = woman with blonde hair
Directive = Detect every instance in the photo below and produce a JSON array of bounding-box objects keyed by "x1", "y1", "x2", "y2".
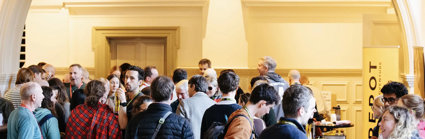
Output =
[
  {"x1": 371, "y1": 95, "x2": 385, "y2": 139},
  {"x1": 379, "y1": 106, "x2": 420, "y2": 139},
  {"x1": 397, "y1": 94, "x2": 425, "y2": 138}
]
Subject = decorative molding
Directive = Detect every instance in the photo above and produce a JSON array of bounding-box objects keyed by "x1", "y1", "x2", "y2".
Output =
[
  {"x1": 243, "y1": 0, "x2": 392, "y2": 8},
  {"x1": 55, "y1": 67, "x2": 96, "y2": 76},
  {"x1": 319, "y1": 81, "x2": 350, "y2": 103},
  {"x1": 353, "y1": 82, "x2": 363, "y2": 104},
  {"x1": 401, "y1": 74, "x2": 415, "y2": 93},
  {"x1": 63, "y1": 0, "x2": 208, "y2": 8},
  {"x1": 30, "y1": 1, "x2": 63, "y2": 9}
]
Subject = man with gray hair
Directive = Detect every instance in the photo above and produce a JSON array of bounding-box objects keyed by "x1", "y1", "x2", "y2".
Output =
[
  {"x1": 257, "y1": 56, "x2": 289, "y2": 120},
  {"x1": 65, "y1": 64, "x2": 86, "y2": 99},
  {"x1": 259, "y1": 84, "x2": 316, "y2": 139},
  {"x1": 8, "y1": 82, "x2": 45, "y2": 139},
  {"x1": 171, "y1": 80, "x2": 189, "y2": 113},
  {"x1": 288, "y1": 70, "x2": 301, "y2": 85}
]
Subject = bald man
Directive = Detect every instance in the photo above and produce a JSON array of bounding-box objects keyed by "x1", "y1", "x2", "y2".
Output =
[{"x1": 8, "y1": 82, "x2": 44, "y2": 139}]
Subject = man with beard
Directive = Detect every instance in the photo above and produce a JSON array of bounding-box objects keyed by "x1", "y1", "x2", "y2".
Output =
[{"x1": 119, "y1": 66, "x2": 144, "y2": 129}]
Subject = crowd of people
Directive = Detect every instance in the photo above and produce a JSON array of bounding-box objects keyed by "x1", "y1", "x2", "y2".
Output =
[{"x1": 0, "y1": 56, "x2": 423, "y2": 139}]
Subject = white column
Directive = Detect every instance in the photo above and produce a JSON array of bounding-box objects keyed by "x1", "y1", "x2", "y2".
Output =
[
  {"x1": 202, "y1": 0, "x2": 248, "y2": 68},
  {"x1": 0, "y1": 0, "x2": 32, "y2": 94}
]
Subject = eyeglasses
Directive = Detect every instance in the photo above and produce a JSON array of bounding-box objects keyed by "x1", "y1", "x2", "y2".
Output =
[
  {"x1": 381, "y1": 97, "x2": 398, "y2": 104},
  {"x1": 208, "y1": 86, "x2": 213, "y2": 90}
]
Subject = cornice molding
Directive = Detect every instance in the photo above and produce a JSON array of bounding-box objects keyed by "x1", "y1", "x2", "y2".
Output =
[
  {"x1": 243, "y1": 0, "x2": 392, "y2": 8},
  {"x1": 63, "y1": 0, "x2": 208, "y2": 8}
]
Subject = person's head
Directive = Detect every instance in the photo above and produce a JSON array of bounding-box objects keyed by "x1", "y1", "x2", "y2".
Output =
[
  {"x1": 257, "y1": 56, "x2": 277, "y2": 75},
  {"x1": 131, "y1": 95, "x2": 153, "y2": 117},
  {"x1": 28, "y1": 65, "x2": 45, "y2": 81},
  {"x1": 141, "y1": 87, "x2": 151, "y2": 96},
  {"x1": 42, "y1": 64, "x2": 55, "y2": 80},
  {"x1": 176, "y1": 80, "x2": 189, "y2": 100},
  {"x1": 37, "y1": 62, "x2": 47, "y2": 67},
  {"x1": 198, "y1": 58, "x2": 211, "y2": 75},
  {"x1": 119, "y1": 63, "x2": 132, "y2": 84},
  {"x1": 99, "y1": 78, "x2": 110, "y2": 101},
  {"x1": 204, "y1": 68, "x2": 218, "y2": 97},
  {"x1": 48, "y1": 78, "x2": 68, "y2": 105},
  {"x1": 379, "y1": 106, "x2": 417, "y2": 139},
  {"x1": 41, "y1": 86, "x2": 57, "y2": 116},
  {"x1": 20, "y1": 82, "x2": 44, "y2": 109},
  {"x1": 82, "y1": 68, "x2": 90, "y2": 83},
  {"x1": 288, "y1": 70, "x2": 301, "y2": 85},
  {"x1": 397, "y1": 94, "x2": 424, "y2": 120},
  {"x1": 84, "y1": 80, "x2": 106, "y2": 107},
  {"x1": 150, "y1": 76, "x2": 174, "y2": 103},
  {"x1": 15, "y1": 68, "x2": 34, "y2": 85},
  {"x1": 381, "y1": 81, "x2": 408, "y2": 107},
  {"x1": 107, "y1": 74, "x2": 120, "y2": 93},
  {"x1": 238, "y1": 93, "x2": 250, "y2": 107},
  {"x1": 219, "y1": 69, "x2": 235, "y2": 76},
  {"x1": 69, "y1": 64, "x2": 83, "y2": 86},
  {"x1": 282, "y1": 84, "x2": 316, "y2": 125},
  {"x1": 218, "y1": 71, "x2": 239, "y2": 95},
  {"x1": 373, "y1": 95, "x2": 385, "y2": 119},
  {"x1": 250, "y1": 76, "x2": 267, "y2": 91},
  {"x1": 188, "y1": 75, "x2": 208, "y2": 97},
  {"x1": 172, "y1": 68, "x2": 187, "y2": 84},
  {"x1": 144, "y1": 66, "x2": 159, "y2": 84},
  {"x1": 249, "y1": 84, "x2": 280, "y2": 117},
  {"x1": 299, "y1": 75, "x2": 310, "y2": 85},
  {"x1": 125, "y1": 66, "x2": 144, "y2": 93}
]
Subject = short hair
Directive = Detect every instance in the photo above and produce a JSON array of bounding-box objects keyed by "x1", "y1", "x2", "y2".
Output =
[
  {"x1": 198, "y1": 58, "x2": 211, "y2": 68},
  {"x1": 281, "y1": 84, "x2": 314, "y2": 117},
  {"x1": 143, "y1": 66, "x2": 157, "y2": 80},
  {"x1": 249, "y1": 83, "x2": 279, "y2": 105},
  {"x1": 399, "y1": 94, "x2": 425, "y2": 119},
  {"x1": 218, "y1": 71, "x2": 239, "y2": 94},
  {"x1": 288, "y1": 70, "x2": 300, "y2": 80},
  {"x1": 220, "y1": 69, "x2": 235, "y2": 75},
  {"x1": 37, "y1": 62, "x2": 47, "y2": 67},
  {"x1": 119, "y1": 63, "x2": 132, "y2": 72},
  {"x1": 239, "y1": 93, "x2": 251, "y2": 105},
  {"x1": 261, "y1": 56, "x2": 277, "y2": 71},
  {"x1": 172, "y1": 68, "x2": 187, "y2": 83},
  {"x1": 16, "y1": 68, "x2": 34, "y2": 84},
  {"x1": 131, "y1": 95, "x2": 153, "y2": 117},
  {"x1": 151, "y1": 76, "x2": 174, "y2": 102},
  {"x1": 127, "y1": 66, "x2": 144, "y2": 81},
  {"x1": 141, "y1": 87, "x2": 151, "y2": 96},
  {"x1": 381, "y1": 81, "x2": 408, "y2": 98},
  {"x1": 188, "y1": 75, "x2": 208, "y2": 93},
  {"x1": 250, "y1": 76, "x2": 267, "y2": 88},
  {"x1": 69, "y1": 64, "x2": 83, "y2": 70},
  {"x1": 84, "y1": 80, "x2": 106, "y2": 107},
  {"x1": 48, "y1": 78, "x2": 68, "y2": 105},
  {"x1": 20, "y1": 82, "x2": 40, "y2": 100},
  {"x1": 28, "y1": 65, "x2": 45, "y2": 74},
  {"x1": 203, "y1": 68, "x2": 217, "y2": 80},
  {"x1": 176, "y1": 80, "x2": 188, "y2": 91}
]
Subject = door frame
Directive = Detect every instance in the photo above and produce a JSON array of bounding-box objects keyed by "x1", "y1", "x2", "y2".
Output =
[{"x1": 92, "y1": 26, "x2": 179, "y2": 78}]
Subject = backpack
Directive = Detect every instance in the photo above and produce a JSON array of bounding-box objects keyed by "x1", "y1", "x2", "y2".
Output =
[
  {"x1": 203, "y1": 114, "x2": 256, "y2": 139},
  {"x1": 38, "y1": 114, "x2": 54, "y2": 127}
]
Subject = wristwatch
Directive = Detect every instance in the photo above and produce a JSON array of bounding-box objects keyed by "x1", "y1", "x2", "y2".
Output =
[{"x1": 120, "y1": 102, "x2": 127, "y2": 107}]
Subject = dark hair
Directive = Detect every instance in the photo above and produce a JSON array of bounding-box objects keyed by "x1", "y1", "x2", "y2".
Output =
[
  {"x1": 281, "y1": 84, "x2": 313, "y2": 117},
  {"x1": 239, "y1": 93, "x2": 251, "y2": 105},
  {"x1": 107, "y1": 74, "x2": 119, "y2": 81},
  {"x1": 198, "y1": 58, "x2": 211, "y2": 67},
  {"x1": 250, "y1": 76, "x2": 267, "y2": 88},
  {"x1": 172, "y1": 68, "x2": 187, "y2": 83},
  {"x1": 119, "y1": 63, "x2": 132, "y2": 84},
  {"x1": 126, "y1": 66, "x2": 145, "y2": 81},
  {"x1": 151, "y1": 76, "x2": 174, "y2": 102},
  {"x1": 141, "y1": 87, "x2": 151, "y2": 96},
  {"x1": 188, "y1": 75, "x2": 208, "y2": 93},
  {"x1": 143, "y1": 66, "x2": 157, "y2": 80},
  {"x1": 37, "y1": 62, "x2": 47, "y2": 67},
  {"x1": 381, "y1": 81, "x2": 408, "y2": 98},
  {"x1": 218, "y1": 71, "x2": 240, "y2": 94},
  {"x1": 250, "y1": 84, "x2": 279, "y2": 105},
  {"x1": 48, "y1": 78, "x2": 68, "y2": 105},
  {"x1": 235, "y1": 87, "x2": 244, "y2": 103},
  {"x1": 84, "y1": 80, "x2": 106, "y2": 107},
  {"x1": 28, "y1": 65, "x2": 45, "y2": 74},
  {"x1": 220, "y1": 69, "x2": 235, "y2": 75},
  {"x1": 131, "y1": 95, "x2": 153, "y2": 117},
  {"x1": 15, "y1": 68, "x2": 34, "y2": 84},
  {"x1": 41, "y1": 86, "x2": 57, "y2": 117}
]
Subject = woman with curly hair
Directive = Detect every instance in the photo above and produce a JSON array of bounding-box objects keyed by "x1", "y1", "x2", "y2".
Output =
[
  {"x1": 66, "y1": 80, "x2": 121, "y2": 138},
  {"x1": 397, "y1": 94, "x2": 425, "y2": 138},
  {"x1": 379, "y1": 106, "x2": 420, "y2": 139}
]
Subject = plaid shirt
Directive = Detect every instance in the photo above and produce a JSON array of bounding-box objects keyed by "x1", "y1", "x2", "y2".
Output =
[{"x1": 66, "y1": 103, "x2": 121, "y2": 139}]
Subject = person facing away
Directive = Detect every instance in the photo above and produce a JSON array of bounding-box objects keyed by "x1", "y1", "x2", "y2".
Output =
[
  {"x1": 126, "y1": 76, "x2": 193, "y2": 139},
  {"x1": 66, "y1": 80, "x2": 121, "y2": 138},
  {"x1": 201, "y1": 71, "x2": 242, "y2": 139},
  {"x1": 259, "y1": 84, "x2": 317, "y2": 139},
  {"x1": 177, "y1": 75, "x2": 216, "y2": 139},
  {"x1": 224, "y1": 83, "x2": 280, "y2": 139},
  {"x1": 5, "y1": 68, "x2": 34, "y2": 109},
  {"x1": 8, "y1": 82, "x2": 44, "y2": 139},
  {"x1": 397, "y1": 94, "x2": 425, "y2": 139},
  {"x1": 34, "y1": 86, "x2": 60, "y2": 139},
  {"x1": 257, "y1": 56, "x2": 289, "y2": 120}
]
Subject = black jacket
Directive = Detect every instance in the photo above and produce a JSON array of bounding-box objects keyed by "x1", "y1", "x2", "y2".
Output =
[
  {"x1": 260, "y1": 117, "x2": 307, "y2": 139},
  {"x1": 125, "y1": 103, "x2": 194, "y2": 139}
]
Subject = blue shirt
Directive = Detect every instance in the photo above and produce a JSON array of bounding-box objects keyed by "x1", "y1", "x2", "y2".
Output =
[{"x1": 8, "y1": 106, "x2": 42, "y2": 139}]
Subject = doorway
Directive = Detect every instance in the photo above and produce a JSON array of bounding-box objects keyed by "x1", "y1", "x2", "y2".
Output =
[{"x1": 109, "y1": 37, "x2": 166, "y2": 75}]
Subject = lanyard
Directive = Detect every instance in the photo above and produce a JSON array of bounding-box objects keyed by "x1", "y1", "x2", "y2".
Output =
[
  {"x1": 220, "y1": 98, "x2": 233, "y2": 101},
  {"x1": 127, "y1": 92, "x2": 141, "y2": 106},
  {"x1": 69, "y1": 82, "x2": 83, "y2": 99},
  {"x1": 21, "y1": 104, "x2": 43, "y2": 139}
]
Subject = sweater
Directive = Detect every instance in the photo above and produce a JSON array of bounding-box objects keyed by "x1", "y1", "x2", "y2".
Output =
[
  {"x1": 34, "y1": 108, "x2": 60, "y2": 139},
  {"x1": 8, "y1": 106, "x2": 42, "y2": 139},
  {"x1": 201, "y1": 103, "x2": 241, "y2": 139}
]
